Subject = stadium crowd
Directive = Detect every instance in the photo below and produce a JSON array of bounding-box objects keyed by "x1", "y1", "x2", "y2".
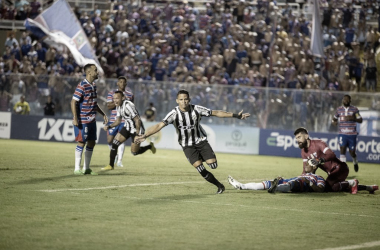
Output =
[
  {"x1": 1, "y1": 0, "x2": 380, "y2": 131},
  {"x1": 1, "y1": 0, "x2": 379, "y2": 89}
]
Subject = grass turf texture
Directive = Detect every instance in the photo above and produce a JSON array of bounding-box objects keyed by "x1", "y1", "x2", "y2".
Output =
[{"x1": 1, "y1": 139, "x2": 379, "y2": 250}]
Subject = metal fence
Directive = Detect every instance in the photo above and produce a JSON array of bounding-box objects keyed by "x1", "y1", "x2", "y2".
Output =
[{"x1": 3, "y1": 74, "x2": 380, "y2": 134}]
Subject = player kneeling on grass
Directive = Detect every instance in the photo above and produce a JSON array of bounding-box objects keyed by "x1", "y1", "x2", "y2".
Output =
[
  {"x1": 102, "y1": 91, "x2": 156, "y2": 170},
  {"x1": 228, "y1": 163, "x2": 326, "y2": 193},
  {"x1": 135, "y1": 89, "x2": 250, "y2": 194},
  {"x1": 294, "y1": 127, "x2": 378, "y2": 194}
]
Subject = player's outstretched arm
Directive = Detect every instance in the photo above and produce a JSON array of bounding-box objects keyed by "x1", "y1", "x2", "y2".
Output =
[
  {"x1": 211, "y1": 110, "x2": 250, "y2": 119},
  {"x1": 135, "y1": 122, "x2": 166, "y2": 144}
]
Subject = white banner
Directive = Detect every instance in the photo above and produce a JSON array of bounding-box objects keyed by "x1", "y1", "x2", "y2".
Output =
[
  {"x1": 143, "y1": 122, "x2": 259, "y2": 155},
  {"x1": 0, "y1": 112, "x2": 11, "y2": 139}
]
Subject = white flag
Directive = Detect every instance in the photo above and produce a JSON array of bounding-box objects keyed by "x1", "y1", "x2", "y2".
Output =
[
  {"x1": 24, "y1": 0, "x2": 103, "y2": 74},
  {"x1": 310, "y1": 0, "x2": 324, "y2": 57}
]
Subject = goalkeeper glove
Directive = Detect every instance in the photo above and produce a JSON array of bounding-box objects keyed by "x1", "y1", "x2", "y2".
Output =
[{"x1": 307, "y1": 158, "x2": 325, "y2": 167}]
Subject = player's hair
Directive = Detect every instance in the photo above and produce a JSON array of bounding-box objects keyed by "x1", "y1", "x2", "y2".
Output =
[
  {"x1": 177, "y1": 89, "x2": 190, "y2": 98},
  {"x1": 114, "y1": 90, "x2": 124, "y2": 97},
  {"x1": 344, "y1": 94, "x2": 351, "y2": 100},
  {"x1": 294, "y1": 127, "x2": 308, "y2": 135},
  {"x1": 118, "y1": 76, "x2": 127, "y2": 82},
  {"x1": 83, "y1": 64, "x2": 96, "y2": 73}
]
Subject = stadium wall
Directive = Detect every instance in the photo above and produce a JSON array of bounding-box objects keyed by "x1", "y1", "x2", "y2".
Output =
[{"x1": 1, "y1": 112, "x2": 379, "y2": 163}]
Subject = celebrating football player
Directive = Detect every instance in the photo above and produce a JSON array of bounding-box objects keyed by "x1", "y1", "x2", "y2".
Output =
[
  {"x1": 135, "y1": 89, "x2": 250, "y2": 194},
  {"x1": 101, "y1": 91, "x2": 156, "y2": 170}
]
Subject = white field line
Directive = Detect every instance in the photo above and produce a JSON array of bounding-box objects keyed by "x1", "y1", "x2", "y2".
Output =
[
  {"x1": 115, "y1": 196, "x2": 380, "y2": 219},
  {"x1": 37, "y1": 181, "x2": 379, "y2": 219},
  {"x1": 36, "y1": 179, "x2": 265, "y2": 193},
  {"x1": 37, "y1": 181, "x2": 204, "y2": 192},
  {"x1": 316, "y1": 241, "x2": 380, "y2": 250}
]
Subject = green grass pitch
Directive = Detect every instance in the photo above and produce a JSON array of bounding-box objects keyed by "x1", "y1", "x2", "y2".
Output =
[{"x1": 1, "y1": 139, "x2": 379, "y2": 250}]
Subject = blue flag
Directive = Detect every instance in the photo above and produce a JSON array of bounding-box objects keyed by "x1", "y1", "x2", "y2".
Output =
[{"x1": 24, "y1": 0, "x2": 103, "y2": 74}]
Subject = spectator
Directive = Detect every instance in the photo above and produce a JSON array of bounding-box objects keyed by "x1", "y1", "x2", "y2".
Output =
[
  {"x1": 0, "y1": 90, "x2": 12, "y2": 111},
  {"x1": 5, "y1": 33, "x2": 18, "y2": 48},
  {"x1": 13, "y1": 95, "x2": 30, "y2": 115},
  {"x1": 144, "y1": 102, "x2": 156, "y2": 122},
  {"x1": 29, "y1": 0, "x2": 41, "y2": 19},
  {"x1": 44, "y1": 95, "x2": 55, "y2": 116},
  {"x1": 365, "y1": 61, "x2": 377, "y2": 92}
]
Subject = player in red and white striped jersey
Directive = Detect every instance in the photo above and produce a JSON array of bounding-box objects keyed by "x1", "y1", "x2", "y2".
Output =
[
  {"x1": 228, "y1": 172, "x2": 326, "y2": 193},
  {"x1": 332, "y1": 95, "x2": 362, "y2": 172},
  {"x1": 71, "y1": 64, "x2": 108, "y2": 175}
]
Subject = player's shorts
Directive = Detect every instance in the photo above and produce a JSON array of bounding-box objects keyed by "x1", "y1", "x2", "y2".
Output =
[
  {"x1": 118, "y1": 126, "x2": 137, "y2": 143},
  {"x1": 182, "y1": 140, "x2": 216, "y2": 165},
  {"x1": 339, "y1": 134, "x2": 357, "y2": 151},
  {"x1": 107, "y1": 122, "x2": 125, "y2": 136},
  {"x1": 74, "y1": 122, "x2": 97, "y2": 143}
]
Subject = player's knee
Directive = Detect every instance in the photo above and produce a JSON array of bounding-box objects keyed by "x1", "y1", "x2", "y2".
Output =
[
  {"x1": 207, "y1": 161, "x2": 218, "y2": 169},
  {"x1": 112, "y1": 140, "x2": 121, "y2": 150}
]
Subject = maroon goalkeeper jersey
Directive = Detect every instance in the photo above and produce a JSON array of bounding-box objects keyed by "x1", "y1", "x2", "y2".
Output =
[{"x1": 301, "y1": 139, "x2": 344, "y2": 175}]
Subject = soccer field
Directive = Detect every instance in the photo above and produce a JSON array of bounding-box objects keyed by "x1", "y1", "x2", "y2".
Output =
[{"x1": 1, "y1": 139, "x2": 379, "y2": 250}]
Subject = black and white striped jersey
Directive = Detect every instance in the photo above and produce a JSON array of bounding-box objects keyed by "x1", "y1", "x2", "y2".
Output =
[
  {"x1": 116, "y1": 100, "x2": 144, "y2": 134},
  {"x1": 162, "y1": 104, "x2": 212, "y2": 147}
]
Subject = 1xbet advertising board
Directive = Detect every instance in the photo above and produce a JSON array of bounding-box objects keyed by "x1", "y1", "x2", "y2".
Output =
[
  {"x1": 10, "y1": 115, "x2": 115, "y2": 145},
  {"x1": 259, "y1": 129, "x2": 380, "y2": 163}
]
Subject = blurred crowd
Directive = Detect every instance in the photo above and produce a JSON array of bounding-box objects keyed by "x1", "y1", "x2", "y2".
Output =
[
  {"x1": 1, "y1": 0, "x2": 379, "y2": 90},
  {"x1": 1, "y1": 0, "x2": 380, "y2": 131}
]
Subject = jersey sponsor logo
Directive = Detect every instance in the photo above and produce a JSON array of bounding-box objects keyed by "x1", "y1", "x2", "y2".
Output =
[
  {"x1": 86, "y1": 114, "x2": 96, "y2": 121},
  {"x1": 306, "y1": 152, "x2": 318, "y2": 160},
  {"x1": 178, "y1": 125, "x2": 195, "y2": 130},
  {"x1": 340, "y1": 128, "x2": 354, "y2": 133}
]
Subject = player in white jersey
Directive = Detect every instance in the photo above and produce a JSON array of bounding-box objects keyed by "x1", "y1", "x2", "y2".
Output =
[
  {"x1": 105, "y1": 76, "x2": 134, "y2": 167},
  {"x1": 135, "y1": 89, "x2": 250, "y2": 194},
  {"x1": 101, "y1": 91, "x2": 155, "y2": 170}
]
